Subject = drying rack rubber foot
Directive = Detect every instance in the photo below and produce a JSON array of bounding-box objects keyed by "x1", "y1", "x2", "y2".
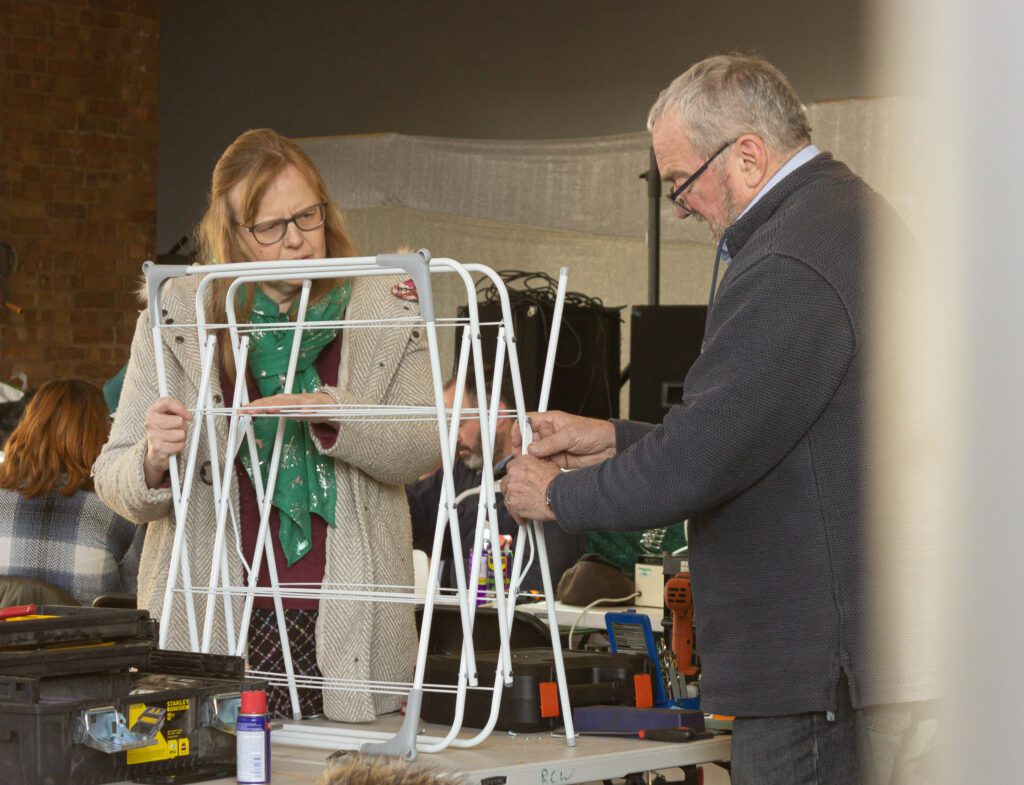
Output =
[{"x1": 359, "y1": 687, "x2": 423, "y2": 761}]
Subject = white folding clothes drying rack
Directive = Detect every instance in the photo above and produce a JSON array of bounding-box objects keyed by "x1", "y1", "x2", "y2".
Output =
[{"x1": 142, "y1": 250, "x2": 576, "y2": 760}]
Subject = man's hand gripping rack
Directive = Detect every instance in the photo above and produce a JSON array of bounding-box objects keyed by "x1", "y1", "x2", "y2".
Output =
[{"x1": 143, "y1": 250, "x2": 577, "y2": 760}]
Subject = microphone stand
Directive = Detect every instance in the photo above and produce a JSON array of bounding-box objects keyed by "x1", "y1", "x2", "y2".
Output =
[{"x1": 644, "y1": 146, "x2": 661, "y2": 305}]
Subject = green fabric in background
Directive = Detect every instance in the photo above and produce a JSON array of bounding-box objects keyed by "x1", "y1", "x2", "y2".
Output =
[
  {"x1": 585, "y1": 523, "x2": 687, "y2": 575},
  {"x1": 103, "y1": 363, "x2": 127, "y2": 415}
]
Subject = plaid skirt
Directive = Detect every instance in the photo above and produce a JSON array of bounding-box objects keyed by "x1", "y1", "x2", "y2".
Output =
[{"x1": 248, "y1": 607, "x2": 324, "y2": 718}]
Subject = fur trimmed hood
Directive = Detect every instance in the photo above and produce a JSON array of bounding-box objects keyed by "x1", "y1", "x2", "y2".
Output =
[{"x1": 317, "y1": 753, "x2": 466, "y2": 785}]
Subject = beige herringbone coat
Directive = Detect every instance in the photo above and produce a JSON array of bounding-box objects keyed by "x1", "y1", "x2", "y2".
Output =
[{"x1": 93, "y1": 273, "x2": 439, "y2": 721}]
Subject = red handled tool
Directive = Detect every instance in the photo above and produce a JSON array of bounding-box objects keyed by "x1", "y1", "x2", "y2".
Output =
[
  {"x1": 664, "y1": 573, "x2": 698, "y2": 676},
  {"x1": 639, "y1": 726, "x2": 696, "y2": 742},
  {"x1": 0, "y1": 604, "x2": 37, "y2": 620}
]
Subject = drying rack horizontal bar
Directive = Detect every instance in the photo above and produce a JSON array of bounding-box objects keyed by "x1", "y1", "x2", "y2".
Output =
[
  {"x1": 175, "y1": 585, "x2": 509, "y2": 604},
  {"x1": 154, "y1": 316, "x2": 502, "y2": 332},
  {"x1": 188, "y1": 405, "x2": 522, "y2": 419},
  {"x1": 248, "y1": 671, "x2": 497, "y2": 696},
  {"x1": 272, "y1": 723, "x2": 456, "y2": 749}
]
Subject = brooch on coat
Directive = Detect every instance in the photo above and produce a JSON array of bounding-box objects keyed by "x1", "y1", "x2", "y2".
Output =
[{"x1": 391, "y1": 278, "x2": 419, "y2": 302}]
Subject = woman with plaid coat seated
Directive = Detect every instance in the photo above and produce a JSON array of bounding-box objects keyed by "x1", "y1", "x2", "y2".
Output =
[{"x1": 0, "y1": 379, "x2": 142, "y2": 605}]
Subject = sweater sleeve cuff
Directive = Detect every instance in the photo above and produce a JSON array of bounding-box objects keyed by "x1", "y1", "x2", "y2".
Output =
[
  {"x1": 612, "y1": 418, "x2": 657, "y2": 451},
  {"x1": 309, "y1": 385, "x2": 343, "y2": 453},
  {"x1": 311, "y1": 422, "x2": 339, "y2": 449},
  {"x1": 547, "y1": 470, "x2": 588, "y2": 533},
  {"x1": 128, "y1": 439, "x2": 175, "y2": 510}
]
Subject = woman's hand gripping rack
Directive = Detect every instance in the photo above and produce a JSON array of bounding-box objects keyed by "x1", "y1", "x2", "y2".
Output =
[{"x1": 142, "y1": 251, "x2": 577, "y2": 760}]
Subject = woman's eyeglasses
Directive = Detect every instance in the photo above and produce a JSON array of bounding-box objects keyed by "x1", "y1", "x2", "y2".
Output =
[{"x1": 238, "y1": 202, "x2": 327, "y2": 246}]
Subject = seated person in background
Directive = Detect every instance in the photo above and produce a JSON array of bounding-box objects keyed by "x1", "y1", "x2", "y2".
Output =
[
  {"x1": 0, "y1": 379, "x2": 141, "y2": 605},
  {"x1": 407, "y1": 366, "x2": 586, "y2": 594}
]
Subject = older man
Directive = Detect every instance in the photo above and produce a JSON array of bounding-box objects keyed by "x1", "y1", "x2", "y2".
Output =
[{"x1": 503, "y1": 55, "x2": 918, "y2": 784}]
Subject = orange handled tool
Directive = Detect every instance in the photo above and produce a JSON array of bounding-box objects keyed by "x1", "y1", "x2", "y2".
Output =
[{"x1": 664, "y1": 574, "x2": 698, "y2": 676}]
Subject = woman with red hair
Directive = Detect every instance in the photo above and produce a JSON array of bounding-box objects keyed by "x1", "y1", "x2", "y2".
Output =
[
  {"x1": 0, "y1": 379, "x2": 140, "y2": 604},
  {"x1": 93, "y1": 129, "x2": 438, "y2": 722}
]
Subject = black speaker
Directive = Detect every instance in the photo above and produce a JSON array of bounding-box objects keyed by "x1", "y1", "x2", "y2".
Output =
[
  {"x1": 629, "y1": 305, "x2": 706, "y2": 424},
  {"x1": 457, "y1": 300, "x2": 622, "y2": 420}
]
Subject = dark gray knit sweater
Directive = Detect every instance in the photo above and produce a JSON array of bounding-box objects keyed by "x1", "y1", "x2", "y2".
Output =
[{"x1": 550, "y1": 153, "x2": 902, "y2": 716}]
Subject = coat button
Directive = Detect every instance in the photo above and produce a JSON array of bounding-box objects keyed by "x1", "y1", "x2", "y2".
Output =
[
  {"x1": 412, "y1": 330, "x2": 419, "y2": 339},
  {"x1": 165, "y1": 317, "x2": 174, "y2": 325},
  {"x1": 213, "y1": 394, "x2": 222, "y2": 404},
  {"x1": 378, "y1": 362, "x2": 385, "y2": 367},
  {"x1": 161, "y1": 309, "x2": 168, "y2": 317},
  {"x1": 199, "y1": 461, "x2": 213, "y2": 485},
  {"x1": 175, "y1": 336, "x2": 185, "y2": 344}
]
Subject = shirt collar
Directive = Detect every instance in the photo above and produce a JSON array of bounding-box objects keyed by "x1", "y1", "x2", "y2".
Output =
[
  {"x1": 737, "y1": 144, "x2": 820, "y2": 221},
  {"x1": 721, "y1": 144, "x2": 820, "y2": 264},
  {"x1": 494, "y1": 454, "x2": 514, "y2": 475}
]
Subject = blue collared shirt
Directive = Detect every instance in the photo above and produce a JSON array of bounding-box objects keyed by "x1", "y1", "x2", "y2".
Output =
[
  {"x1": 721, "y1": 144, "x2": 820, "y2": 264},
  {"x1": 494, "y1": 454, "x2": 513, "y2": 476}
]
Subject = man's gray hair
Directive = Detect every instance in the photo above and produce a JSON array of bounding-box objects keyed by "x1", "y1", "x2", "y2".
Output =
[{"x1": 648, "y1": 54, "x2": 812, "y2": 157}]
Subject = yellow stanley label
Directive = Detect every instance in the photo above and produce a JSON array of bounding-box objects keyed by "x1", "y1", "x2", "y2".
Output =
[{"x1": 126, "y1": 702, "x2": 192, "y2": 765}]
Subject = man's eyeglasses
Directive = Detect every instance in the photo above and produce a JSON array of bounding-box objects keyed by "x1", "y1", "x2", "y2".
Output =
[
  {"x1": 666, "y1": 139, "x2": 736, "y2": 211},
  {"x1": 238, "y1": 202, "x2": 327, "y2": 246}
]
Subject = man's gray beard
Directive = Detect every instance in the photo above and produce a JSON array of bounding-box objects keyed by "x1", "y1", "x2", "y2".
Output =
[
  {"x1": 698, "y1": 172, "x2": 742, "y2": 243},
  {"x1": 462, "y1": 452, "x2": 485, "y2": 471}
]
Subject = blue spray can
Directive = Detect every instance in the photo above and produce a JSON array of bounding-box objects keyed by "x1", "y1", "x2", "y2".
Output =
[{"x1": 236, "y1": 688, "x2": 270, "y2": 784}]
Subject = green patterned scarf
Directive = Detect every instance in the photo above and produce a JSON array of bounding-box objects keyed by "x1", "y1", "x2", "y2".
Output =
[{"x1": 240, "y1": 282, "x2": 351, "y2": 566}]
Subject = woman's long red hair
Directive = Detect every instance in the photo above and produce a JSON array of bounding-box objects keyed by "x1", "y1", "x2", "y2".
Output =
[
  {"x1": 0, "y1": 379, "x2": 110, "y2": 498},
  {"x1": 195, "y1": 128, "x2": 358, "y2": 384}
]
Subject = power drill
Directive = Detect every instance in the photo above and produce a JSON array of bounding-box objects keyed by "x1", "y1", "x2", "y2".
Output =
[{"x1": 663, "y1": 573, "x2": 697, "y2": 676}]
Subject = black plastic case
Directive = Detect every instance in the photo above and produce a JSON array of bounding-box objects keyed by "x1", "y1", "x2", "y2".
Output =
[{"x1": 420, "y1": 647, "x2": 653, "y2": 732}]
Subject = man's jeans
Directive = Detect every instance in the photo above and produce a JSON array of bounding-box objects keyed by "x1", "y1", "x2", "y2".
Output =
[{"x1": 730, "y1": 676, "x2": 940, "y2": 785}]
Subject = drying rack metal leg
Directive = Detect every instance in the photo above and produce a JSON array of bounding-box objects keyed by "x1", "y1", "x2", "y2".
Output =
[{"x1": 359, "y1": 688, "x2": 423, "y2": 761}]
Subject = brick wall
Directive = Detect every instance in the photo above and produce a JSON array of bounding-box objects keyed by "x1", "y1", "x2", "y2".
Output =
[{"x1": 0, "y1": 0, "x2": 158, "y2": 389}]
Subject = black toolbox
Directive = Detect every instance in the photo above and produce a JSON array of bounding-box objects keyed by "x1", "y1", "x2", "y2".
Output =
[
  {"x1": 0, "y1": 605, "x2": 265, "y2": 785},
  {"x1": 415, "y1": 604, "x2": 552, "y2": 654},
  {"x1": 0, "y1": 606, "x2": 156, "y2": 650},
  {"x1": 420, "y1": 646, "x2": 654, "y2": 732}
]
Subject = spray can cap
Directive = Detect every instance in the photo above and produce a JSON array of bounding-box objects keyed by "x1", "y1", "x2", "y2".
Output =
[{"x1": 240, "y1": 689, "x2": 267, "y2": 714}]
